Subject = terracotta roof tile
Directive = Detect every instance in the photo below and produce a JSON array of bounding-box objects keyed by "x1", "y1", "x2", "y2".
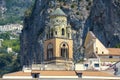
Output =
[
  {"x1": 4, "y1": 71, "x2": 31, "y2": 76},
  {"x1": 76, "y1": 70, "x2": 115, "y2": 77},
  {"x1": 32, "y1": 70, "x2": 76, "y2": 76},
  {"x1": 108, "y1": 48, "x2": 120, "y2": 56},
  {"x1": 50, "y1": 8, "x2": 66, "y2": 16},
  {"x1": 4, "y1": 70, "x2": 116, "y2": 78},
  {"x1": 98, "y1": 48, "x2": 120, "y2": 56},
  {"x1": 4, "y1": 70, "x2": 77, "y2": 77}
]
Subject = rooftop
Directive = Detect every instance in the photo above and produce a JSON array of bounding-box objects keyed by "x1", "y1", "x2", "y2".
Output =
[
  {"x1": 32, "y1": 70, "x2": 76, "y2": 76},
  {"x1": 4, "y1": 70, "x2": 76, "y2": 76},
  {"x1": 50, "y1": 8, "x2": 66, "y2": 16},
  {"x1": 3, "y1": 70, "x2": 120, "y2": 79},
  {"x1": 98, "y1": 48, "x2": 120, "y2": 56},
  {"x1": 3, "y1": 71, "x2": 31, "y2": 76},
  {"x1": 4, "y1": 70, "x2": 116, "y2": 77},
  {"x1": 88, "y1": 31, "x2": 96, "y2": 39},
  {"x1": 77, "y1": 70, "x2": 115, "y2": 77},
  {"x1": 108, "y1": 48, "x2": 120, "y2": 56}
]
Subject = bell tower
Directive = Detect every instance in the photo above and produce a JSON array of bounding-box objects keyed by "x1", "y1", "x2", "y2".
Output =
[
  {"x1": 45, "y1": 8, "x2": 72, "y2": 39},
  {"x1": 44, "y1": 8, "x2": 73, "y2": 70}
]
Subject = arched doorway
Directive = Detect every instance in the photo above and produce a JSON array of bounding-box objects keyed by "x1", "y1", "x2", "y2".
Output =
[
  {"x1": 47, "y1": 43, "x2": 53, "y2": 60},
  {"x1": 60, "y1": 42, "x2": 69, "y2": 59}
]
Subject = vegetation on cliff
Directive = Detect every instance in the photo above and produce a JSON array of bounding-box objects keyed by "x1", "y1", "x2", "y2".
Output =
[
  {"x1": 0, "y1": 53, "x2": 21, "y2": 77},
  {"x1": 0, "y1": 0, "x2": 35, "y2": 25},
  {"x1": 116, "y1": 43, "x2": 120, "y2": 48},
  {"x1": 0, "y1": 32, "x2": 21, "y2": 77}
]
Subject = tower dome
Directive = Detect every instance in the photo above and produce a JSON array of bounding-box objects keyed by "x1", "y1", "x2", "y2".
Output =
[{"x1": 50, "y1": 8, "x2": 67, "y2": 17}]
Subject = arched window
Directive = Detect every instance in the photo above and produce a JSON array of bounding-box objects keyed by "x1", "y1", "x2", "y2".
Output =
[
  {"x1": 47, "y1": 44, "x2": 53, "y2": 60},
  {"x1": 60, "y1": 43, "x2": 68, "y2": 59},
  {"x1": 55, "y1": 31, "x2": 57, "y2": 35},
  {"x1": 51, "y1": 32, "x2": 53, "y2": 38},
  {"x1": 62, "y1": 28, "x2": 65, "y2": 35},
  {"x1": 51, "y1": 29, "x2": 53, "y2": 38},
  {"x1": 56, "y1": 19, "x2": 59, "y2": 22},
  {"x1": 46, "y1": 34, "x2": 49, "y2": 39},
  {"x1": 96, "y1": 47, "x2": 98, "y2": 53}
]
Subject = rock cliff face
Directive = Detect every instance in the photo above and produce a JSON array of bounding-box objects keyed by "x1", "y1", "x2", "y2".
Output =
[
  {"x1": 0, "y1": 0, "x2": 34, "y2": 25},
  {"x1": 84, "y1": 0, "x2": 120, "y2": 47},
  {"x1": 20, "y1": 0, "x2": 120, "y2": 66}
]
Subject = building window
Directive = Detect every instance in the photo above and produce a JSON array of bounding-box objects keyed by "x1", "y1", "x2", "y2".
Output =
[
  {"x1": 51, "y1": 29, "x2": 53, "y2": 38},
  {"x1": 84, "y1": 64, "x2": 88, "y2": 67},
  {"x1": 61, "y1": 48, "x2": 68, "y2": 58},
  {"x1": 77, "y1": 73, "x2": 82, "y2": 77},
  {"x1": 47, "y1": 44, "x2": 53, "y2": 60},
  {"x1": 55, "y1": 31, "x2": 57, "y2": 35},
  {"x1": 96, "y1": 47, "x2": 98, "y2": 53},
  {"x1": 94, "y1": 64, "x2": 99, "y2": 67},
  {"x1": 62, "y1": 20, "x2": 65, "y2": 22},
  {"x1": 32, "y1": 73, "x2": 39, "y2": 78},
  {"x1": 60, "y1": 43, "x2": 68, "y2": 59},
  {"x1": 63, "y1": 44, "x2": 66, "y2": 46},
  {"x1": 102, "y1": 52, "x2": 104, "y2": 54},
  {"x1": 56, "y1": 19, "x2": 59, "y2": 22},
  {"x1": 109, "y1": 55, "x2": 113, "y2": 58},
  {"x1": 51, "y1": 32, "x2": 53, "y2": 37},
  {"x1": 62, "y1": 28, "x2": 65, "y2": 35}
]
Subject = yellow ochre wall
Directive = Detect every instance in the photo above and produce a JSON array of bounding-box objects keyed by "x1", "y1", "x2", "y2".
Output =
[
  {"x1": 84, "y1": 31, "x2": 109, "y2": 58},
  {"x1": 95, "y1": 39, "x2": 109, "y2": 55},
  {"x1": 44, "y1": 38, "x2": 73, "y2": 60}
]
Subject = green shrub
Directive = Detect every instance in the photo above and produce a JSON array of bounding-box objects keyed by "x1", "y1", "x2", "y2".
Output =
[
  {"x1": 115, "y1": 43, "x2": 120, "y2": 48},
  {"x1": 71, "y1": 4, "x2": 75, "y2": 8},
  {"x1": 0, "y1": 53, "x2": 21, "y2": 77},
  {"x1": 76, "y1": 12, "x2": 79, "y2": 15},
  {"x1": 0, "y1": 32, "x2": 10, "y2": 40},
  {"x1": 2, "y1": 39, "x2": 20, "y2": 53}
]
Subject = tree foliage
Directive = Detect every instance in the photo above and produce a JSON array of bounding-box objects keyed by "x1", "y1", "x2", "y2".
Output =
[
  {"x1": 2, "y1": 39, "x2": 20, "y2": 53},
  {"x1": 115, "y1": 43, "x2": 120, "y2": 48},
  {"x1": 0, "y1": 32, "x2": 10, "y2": 40},
  {"x1": 0, "y1": 0, "x2": 34, "y2": 25},
  {"x1": 0, "y1": 32, "x2": 21, "y2": 77},
  {"x1": 0, "y1": 53, "x2": 21, "y2": 77}
]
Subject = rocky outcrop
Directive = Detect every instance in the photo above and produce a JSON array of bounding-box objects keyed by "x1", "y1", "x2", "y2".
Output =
[
  {"x1": 20, "y1": 0, "x2": 120, "y2": 66},
  {"x1": 20, "y1": 0, "x2": 49, "y2": 66},
  {"x1": 84, "y1": 0, "x2": 120, "y2": 47}
]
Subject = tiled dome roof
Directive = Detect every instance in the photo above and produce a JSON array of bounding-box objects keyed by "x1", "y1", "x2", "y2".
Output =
[{"x1": 50, "y1": 8, "x2": 66, "y2": 16}]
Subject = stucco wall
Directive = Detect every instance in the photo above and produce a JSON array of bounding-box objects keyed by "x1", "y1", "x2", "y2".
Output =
[
  {"x1": 44, "y1": 38, "x2": 73, "y2": 60},
  {"x1": 95, "y1": 39, "x2": 109, "y2": 55}
]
